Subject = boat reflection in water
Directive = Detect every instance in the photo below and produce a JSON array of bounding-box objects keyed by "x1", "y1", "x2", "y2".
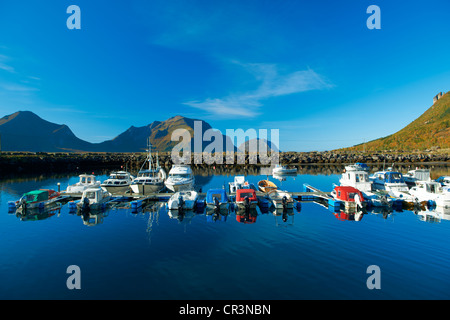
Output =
[
  {"x1": 13, "y1": 202, "x2": 62, "y2": 221},
  {"x1": 80, "y1": 211, "x2": 108, "y2": 226},
  {"x1": 235, "y1": 207, "x2": 258, "y2": 224},
  {"x1": 333, "y1": 208, "x2": 365, "y2": 221},
  {"x1": 416, "y1": 205, "x2": 450, "y2": 223},
  {"x1": 271, "y1": 207, "x2": 295, "y2": 226}
]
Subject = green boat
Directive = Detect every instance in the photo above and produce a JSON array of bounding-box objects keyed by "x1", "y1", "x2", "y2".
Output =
[{"x1": 15, "y1": 189, "x2": 62, "y2": 210}]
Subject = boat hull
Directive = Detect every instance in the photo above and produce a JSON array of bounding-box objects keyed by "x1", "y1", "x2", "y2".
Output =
[
  {"x1": 165, "y1": 180, "x2": 194, "y2": 193},
  {"x1": 130, "y1": 183, "x2": 164, "y2": 194},
  {"x1": 235, "y1": 201, "x2": 258, "y2": 210},
  {"x1": 101, "y1": 184, "x2": 131, "y2": 194}
]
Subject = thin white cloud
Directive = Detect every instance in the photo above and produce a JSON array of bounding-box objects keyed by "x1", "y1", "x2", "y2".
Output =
[
  {"x1": 184, "y1": 62, "x2": 332, "y2": 118},
  {"x1": 0, "y1": 54, "x2": 16, "y2": 73}
]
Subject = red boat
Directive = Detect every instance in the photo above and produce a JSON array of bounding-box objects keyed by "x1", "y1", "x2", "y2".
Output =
[
  {"x1": 331, "y1": 186, "x2": 365, "y2": 211},
  {"x1": 235, "y1": 212, "x2": 257, "y2": 224},
  {"x1": 235, "y1": 189, "x2": 258, "y2": 209}
]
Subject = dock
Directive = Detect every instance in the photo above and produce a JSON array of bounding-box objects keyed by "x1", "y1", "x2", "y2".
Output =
[{"x1": 62, "y1": 188, "x2": 333, "y2": 206}]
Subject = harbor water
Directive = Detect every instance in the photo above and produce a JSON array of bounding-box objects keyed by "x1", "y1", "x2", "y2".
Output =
[{"x1": 1, "y1": 168, "x2": 450, "y2": 300}]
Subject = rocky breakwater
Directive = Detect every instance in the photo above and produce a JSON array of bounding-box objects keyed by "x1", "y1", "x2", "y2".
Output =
[
  {"x1": 279, "y1": 151, "x2": 450, "y2": 165},
  {"x1": 0, "y1": 151, "x2": 449, "y2": 176},
  {"x1": 0, "y1": 152, "x2": 139, "y2": 176}
]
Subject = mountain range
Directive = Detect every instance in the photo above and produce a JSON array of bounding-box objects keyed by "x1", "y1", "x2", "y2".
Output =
[
  {"x1": 1, "y1": 91, "x2": 448, "y2": 153},
  {"x1": 0, "y1": 111, "x2": 276, "y2": 153}
]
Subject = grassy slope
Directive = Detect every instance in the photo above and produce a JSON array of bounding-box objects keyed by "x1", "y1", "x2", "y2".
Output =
[{"x1": 341, "y1": 93, "x2": 450, "y2": 152}]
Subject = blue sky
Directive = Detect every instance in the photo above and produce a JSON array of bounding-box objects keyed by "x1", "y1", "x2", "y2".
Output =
[{"x1": 0, "y1": 0, "x2": 449, "y2": 151}]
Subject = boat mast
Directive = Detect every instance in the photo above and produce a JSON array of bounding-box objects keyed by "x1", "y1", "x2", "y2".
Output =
[{"x1": 147, "y1": 137, "x2": 153, "y2": 171}]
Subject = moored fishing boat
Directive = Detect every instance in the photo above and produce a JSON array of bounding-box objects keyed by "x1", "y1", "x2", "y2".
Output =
[
  {"x1": 14, "y1": 189, "x2": 67, "y2": 212},
  {"x1": 235, "y1": 188, "x2": 258, "y2": 210},
  {"x1": 66, "y1": 174, "x2": 101, "y2": 194},
  {"x1": 228, "y1": 176, "x2": 248, "y2": 193},
  {"x1": 77, "y1": 187, "x2": 112, "y2": 212},
  {"x1": 167, "y1": 190, "x2": 199, "y2": 211},
  {"x1": 272, "y1": 165, "x2": 297, "y2": 175},
  {"x1": 267, "y1": 190, "x2": 294, "y2": 210},
  {"x1": 369, "y1": 170, "x2": 412, "y2": 200},
  {"x1": 331, "y1": 186, "x2": 365, "y2": 211},
  {"x1": 164, "y1": 165, "x2": 195, "y2": 192},
  {"x1": 130, "y1": 141, "x2": 166, "y2": 194},
  {"x1": 101, "y1": 171, "x2": 134, "y2": 194},
  {"x1": 410, "y1": 181, "x2": 450, "y2": 208},
  {"x1": 258, "y1": 179, "x2": 277, "y2": 193},
  {"x1": 339, "y1": 164, "x2": 392, "y2": 207},
  {"x1": 205, "y1": 188, "x2": 229, "y2": 212},
  {"x1": 403, "y1": 168, "x2": 431, "y2": 187}
]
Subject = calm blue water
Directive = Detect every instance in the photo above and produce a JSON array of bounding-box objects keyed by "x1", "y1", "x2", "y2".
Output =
[{"x1": 1, "y1": 170, "x2": 450, "y2": 300}]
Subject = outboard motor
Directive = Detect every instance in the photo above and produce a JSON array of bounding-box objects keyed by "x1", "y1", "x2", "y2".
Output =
[
  {"x1": 213, "y1": 197, "x2": 220, "y2": 211},
  {"x1": 213, "y1": 196, "x2": 220, "y2": 219},
  {"x1": 81, "y1": 196, "x2": 90, "y2": 213},
  {"x1": 282, "y1": 195, "x2": 288, "y2": 210},
  {"x1": 20, "y1": 198, "x2": 27, "y2": 213},
  {"x1": 177, "y1": 196, "x2": 184, "y2": 212}
]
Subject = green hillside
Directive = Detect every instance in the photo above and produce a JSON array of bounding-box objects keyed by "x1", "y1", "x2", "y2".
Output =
[{"x1": 341, "y1": 92, "x2": 450, "y2": 152}]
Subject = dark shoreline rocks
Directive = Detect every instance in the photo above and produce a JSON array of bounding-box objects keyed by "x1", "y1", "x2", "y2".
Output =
[{"x1": 0, "y1": 151, "x2": 449, "y2": 176}]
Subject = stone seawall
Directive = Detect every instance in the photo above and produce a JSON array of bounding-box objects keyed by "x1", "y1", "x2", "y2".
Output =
[{"x1": 0, "y1": 151, "x2": 449, "y2": 176}]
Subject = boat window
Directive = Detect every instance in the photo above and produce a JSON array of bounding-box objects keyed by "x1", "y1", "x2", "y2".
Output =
[
  {"x1": 81, "y1": 177, "x2": 86, "y2": 183},
  {"x1": 428, "y1": 184, "x2": 438, "y2": 193},
  {"x1": 355, "y1": 175, "x2": 360, "y2": 182},
  {"x1": 239, "y1": 192, "x2": 254, "y2": 199},
  {"x1": 85, "y1": 192, "x2": 96, "y2": 199},
  {"x1": 338, "y1": 191, "x2": 341, "y2": 197},
  {"x1": 170, "y1": 174, "x2": 191, "y2": 178},
  {"x1": 114, "y1": 181, "x2": 120, "y2": 185},
  {"x1": 212, "y1": 193, "x2": 222, "y2": 201},
  {"x1": 25, "y1": 194, "x2": 36, "y2": 202}
]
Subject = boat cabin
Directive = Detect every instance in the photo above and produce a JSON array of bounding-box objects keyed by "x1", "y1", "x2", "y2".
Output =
[
  {"x1": 340, "y1": 169, "x2": 372, "y2": 192},
  {"x1": 81, "y1": 188, "x2": 108, "y2": 204},
  {"x1": 19, "y1": 189, "x2": 59, "y2": 204},
  {"x1": 78, "y1": 174, "x2": 98, "y2": 185},
  {"x1": 206, "y1": 189, "x2": 228, "y2": 204},
  {"x1": 235, "y1": 189, "x2": 257, "y2": 203},
  {"x1": 333, "y1": 186, "x2": 365, "y2": 203},
  {"x1": 371, "y1": 171, "x2": 405, "y2": 184},
  {"x1": 412, "y1": 181, "x2": 443, "y2": 194}
]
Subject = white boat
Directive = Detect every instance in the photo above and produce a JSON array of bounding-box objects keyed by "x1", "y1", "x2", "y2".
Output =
[
  {"x1": 272, "y1": 165, "x2": 297, "y2": 175},
  {"x1": 77, "y1": 187, "x2": 112, "y2": 211},
  {"x1": 130, "y1": 142, "x2": 166, "y2": 194},
  {"x1": 369, "y1": 170, "x2": 412, "y2": 200},
  {"x1": 403, "y1": 168, "x2": 431, "y2": 187},
  {"x1": 101, "y1": 171, "x2": 134, "y2": 194},
  {"x1": 340, "y1": 165, "x2": 372, "y2": 193},
  {"x1": 164, "y1": 165, "x2": 195, "y2": 192},
  {"x1": 228, "y1": 176, "x2": 248, "y2": 193},
  {"x1": 339, "y1": 165, "x2": 391, "y2": 206},
  {"x1": 410, "y1": 181, "x2": 450, "y2": 208},
  {"x1": 267, "y1": 190, "x2": 294, "y2": 209},
  {"x1": 167, "y1": 190, "x2": 199, "y2": 210},
  {"x1": 66, "y1": 174, "x2": 101, "y2": 194}
]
